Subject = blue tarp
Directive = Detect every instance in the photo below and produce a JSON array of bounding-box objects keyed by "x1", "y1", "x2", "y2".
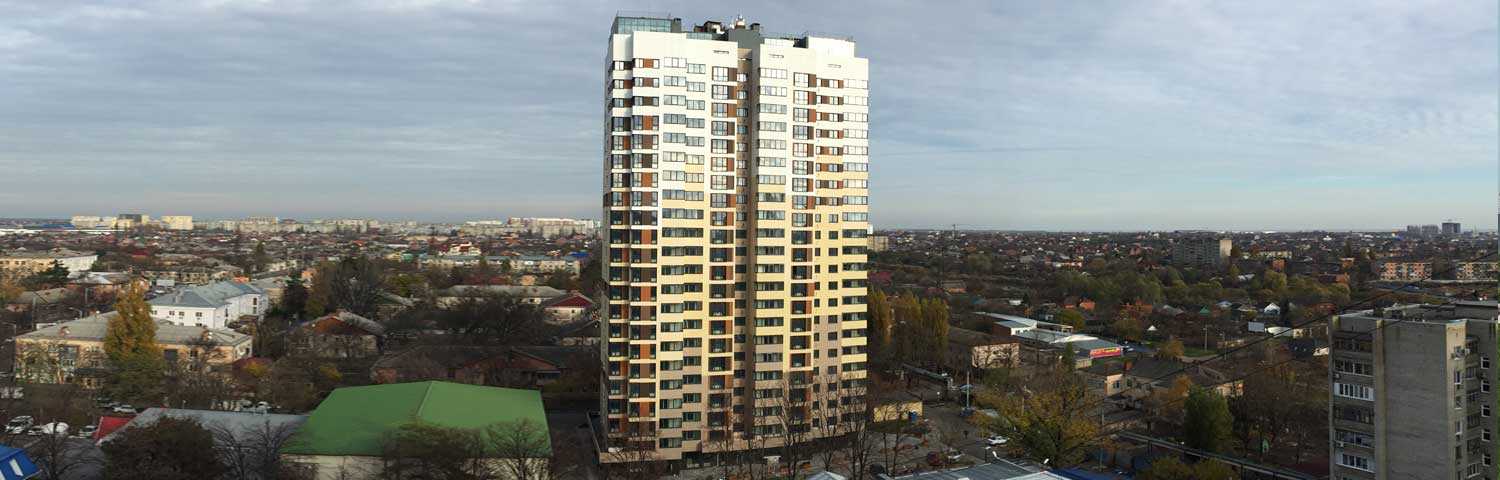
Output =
[{"x1": 0, "y1": 445, "x2": 38, "y2": 480}]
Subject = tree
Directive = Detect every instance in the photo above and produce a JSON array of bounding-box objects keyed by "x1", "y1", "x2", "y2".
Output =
[
  {"x1": 257, "y1": 355, "x2": 342, "y2": 412},
  {"x1": 279, "y1": 277, "x2": 310, "y2": 319},
  {"x1": 0, "y1": 278, "x2": 23, "y2": 306},
  {"x1": 213, "y1": 417, "x2": 303, "y2": 480},
  {"x1": 979, "y1": 367, "x2": 1100, "y2": 467},
  {"x1": 891, "y1": 293, "x2": 923, "y2": 366},
  {"x1": 104, "y1": 283, "x2": 158, "y2": 363},
  {"x1": 1109, "y1": 316, "x2": 1143, "y2": 342},
  {"x1": 487, "y1": 419, "x2": 553, "y2": 480},
  {"x1": 867, "y1": 290, "x2": 892, "y2": 365},
  {"x1": 251, "y1": 241, "x2": 271, "y2": 273},
  {"x1": 25, "y1": 261, "x2": 70, "y2": 288},
  {"x1": 1054, "y1": 309, "x2": 1086, "y2": 330},
  {"x1": 1155, "y1": 336, "x2": 1185, "y2": 360},
  {"x1": 379, "y1": 422, "x2": 489, "y2": 480},
  {"x1": 104, "y1": 283, "x2": 167, "y2": 404},
  {"x1": 1139, "y1": 457, "x2": 1239, "y2": 480},
  {"x1": 102, "y1": 416, "x2": 226, "y2": 480},
  {"x1": 435, "y1": 294, "x2": 552, "y2": 346},
  {"x1": 308, "y1": 257, "x2": 388, "y2": 318},
  {"x1": 166, "y1": 336, "x2": 235, "y2": 410},
  {"x1": 1142, "y1": 375, "x2": 1192, "y2": 433},
  {"x1": 922, "y1": 297, "x2": 951, "y2": 368},
  {"x1": 1183, "y1": 386, "x2": 1233, "y2": 453}
]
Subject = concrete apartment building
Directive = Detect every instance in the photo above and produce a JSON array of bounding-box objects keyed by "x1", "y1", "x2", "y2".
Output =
[
  {"x1": 0, "y1": 249, "x2": 98, "y2": 281},
  {"x1": 1328, "y1": 302, "x2": 1498, "y2": 480},
  {"x1": 1374, "y1": 260, "x2": 1433, "y2": 282},
  {"x1": 159, "y1": 215, "x2": 194, "y2": 230},
  {"x1": 601, "y1": 15, "x2": 871, "y2": 464},
  {"x1": 148, "y1": 281, "x2": 269, "y2": 329},
  {"x1": 1170, "y1": 237, "x2": 1232, "y2": 268},
  {"x1": 1456, "y1": 261, "x2": 1499, "y2": 282}
]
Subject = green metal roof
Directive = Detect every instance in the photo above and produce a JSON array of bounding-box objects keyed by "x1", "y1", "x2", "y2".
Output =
[{"x1": 281, "y1": 381, "x2": 549, "y2": 457}]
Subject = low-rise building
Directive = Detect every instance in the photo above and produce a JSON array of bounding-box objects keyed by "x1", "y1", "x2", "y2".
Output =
[
  {"x1": 280, "y1": 381, "x2": 550, "y2": 480},
  {"x1": 1081, "y1": 357, "x2": 1241, "y2": 406},
  {"x1": 435, "y1": 285, "x2": 567, "y2": 307},
  {"x1": 292, "y1": 311, "x2": 385, "y2": 359},
  {"x1": 369, "y1": 345, "x2": 585, "y2": 389},
  {"x1": 505, "y1": 255, "x2": 581, "y2": 275},
  {"x1": 141, "y1": 265, "x2": 241, "y2": 285},
  {"x1": 947, "y1": 327, "x2": 1020, "y2": 369},
  {"x1": 0, "y1": 249, "x2": 97, "y2": 281},
  {"x1": 15, "y1": 312, "x2": 252, "y2": 387},
  {"x1": 541, "y1": 292, "x2": 594, "y2": 324},
  {"x1": 148, "y1": 281, "x2": 268, "y2": 329}
]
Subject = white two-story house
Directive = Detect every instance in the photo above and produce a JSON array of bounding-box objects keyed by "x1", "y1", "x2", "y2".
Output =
[{"x1": 148, "y1": 281, "x2": 268, "y2": 329}]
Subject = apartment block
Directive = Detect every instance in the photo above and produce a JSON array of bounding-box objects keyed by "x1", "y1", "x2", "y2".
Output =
[
  {"x1": 601, "y1": 15, "x2": 871, "y2": 464},
  {"x1": 1328, "y1": 302, "x2": 1498, "y2": 480},
  {"x1": 1374, "y1": 260, "x2": 1433, "y2": 282},
  {"x1": 159, "y1": 215, "x2": 195, "y2": 230},
  {"x1": 1456, "y1": 262, "x2": 1499, "y2": 282},
  {"x1": 1170, "y1": 237, "x2": 1232, "y2": 268}
]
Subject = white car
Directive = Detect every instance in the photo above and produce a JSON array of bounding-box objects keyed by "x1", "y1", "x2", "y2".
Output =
[
  {"x1": 111, "y1": 405, "x2": 138, "y2": 414},
  {"x1": 5, "y1": 416, "x2": 33, "y2": 435},
  {"x1": 39, "y1": 422, "x2": 68, "y2": 436},
  {"x1": 75, "y1": 425, "x2": 97, "y2": 438},
  {"x1": 986, "y1": 434, "x2": 1009, "y2": 446}
]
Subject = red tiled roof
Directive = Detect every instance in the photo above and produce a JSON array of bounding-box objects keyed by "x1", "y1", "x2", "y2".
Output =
[{"x1": 544, "y1": 293, "x2": 593, "y2": 309}]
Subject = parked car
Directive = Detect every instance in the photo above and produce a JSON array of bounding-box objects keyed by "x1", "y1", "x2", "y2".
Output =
[
  {"x1": 24, "y1": 426, "x2": 43, "y2": 436},
  {"x1": 945, "y1": 450, "x2": 964, "y2": 462},
  {"x1": 5, "y1": 416, "x2": 33, "y2": 435},
  {"x1": 986, "y1": 434, "x2": 1009, "y2": 446},
  {"x1": 39, "y1": 422, "x2": 68, "y2": 436},
  {"x1": 111, "y1": 405, "x2": 137, "y2": 414},
  {"x1": 75, "y1": 424, "x2": 97, "y2": 438}
]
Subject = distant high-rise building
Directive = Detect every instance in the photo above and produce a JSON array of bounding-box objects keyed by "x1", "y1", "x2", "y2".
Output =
[
  {"x1": 1442, "y1": 221, "x2": 1461, "y2": 235},
  {"x1": 1170, "y1": 237, "x2": 1232, "y2": 268},
  {"x1": 113, "y1": 213, "x2": 148, "y2": 229},
  {"x1": 69, "y1": 215, "x2": 113, "y2": 229},
  {"x1": 601, "y1": 15, "x2": 871, "y2": 463},
  {"x1": 159, "y1": 215, "x2": 194, "y2": 231},
  {"x1": 1420, "y1": 224, "x2": 1442, "y2": 237},
  {"x1": 1328, "y1": 302, "x2": 1498, "y2": 480}
]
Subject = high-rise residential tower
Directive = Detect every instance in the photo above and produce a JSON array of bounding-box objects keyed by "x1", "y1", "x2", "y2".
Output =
[
  {"x1": 1328, "y1": 302, "x2": 1498, "y2": 480},
  {"x1": 601, "y1": 15, "x2": 871, "y2": 464}
]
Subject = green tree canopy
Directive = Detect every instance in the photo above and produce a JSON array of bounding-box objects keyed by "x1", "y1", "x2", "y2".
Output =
[
  {"x1": 104, "y1": 283, "x2": 160, "y2": 363},
  {"x1": 1184, "y1": 386, "x2": 1234, "y2": 453},
  {"x1": 102, "y1": 416, "x2": 226, "y2": 480}
]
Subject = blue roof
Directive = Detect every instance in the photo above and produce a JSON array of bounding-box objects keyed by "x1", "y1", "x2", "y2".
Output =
[
  {"x1": 1051, "y1": 469, "x2": 1119, "y2": 480},
  {"x1": 0, "y1": 445, "x2": 39, "y2": 480}
]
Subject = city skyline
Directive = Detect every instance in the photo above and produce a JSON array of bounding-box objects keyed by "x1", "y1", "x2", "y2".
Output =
[{"x1": 2, "y1": 0, "x2": 1496, "y2": 230}]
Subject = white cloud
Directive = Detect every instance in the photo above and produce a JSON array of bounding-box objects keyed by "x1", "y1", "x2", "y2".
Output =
[{"x1": 0, "y1": 0, "x2": 1493, "y2": 228}]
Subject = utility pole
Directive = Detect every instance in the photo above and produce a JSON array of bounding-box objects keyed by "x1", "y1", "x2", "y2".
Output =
[{"x1": 964, "y1": 369, "x2": 971, "y2": 410}]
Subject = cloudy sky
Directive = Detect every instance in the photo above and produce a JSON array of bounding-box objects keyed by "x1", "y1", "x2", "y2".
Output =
[{"x1": 2, "y1": 0, "x2": 1495, "y2": 230}]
